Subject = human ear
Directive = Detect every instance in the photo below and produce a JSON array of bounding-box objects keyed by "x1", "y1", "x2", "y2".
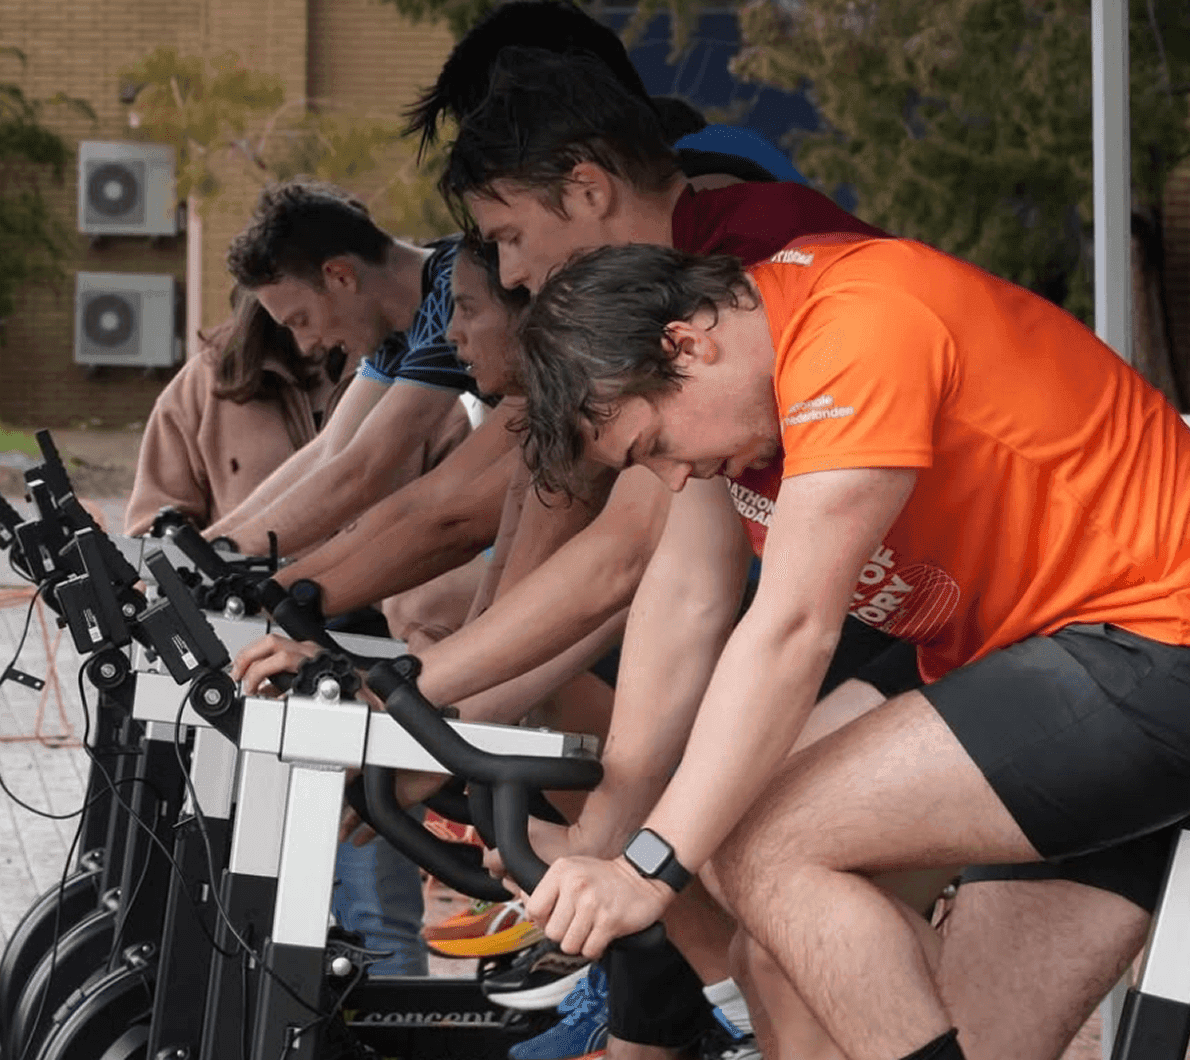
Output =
[
  {"x1": 566, "y1": 162, "x2": 615, "y2": 221},
  {"x1": 663, "y1": 319, "x2": 716, "y2": 368},
  {"x1": 322, "y1": 256, "x2": 359, "y2": 292}
]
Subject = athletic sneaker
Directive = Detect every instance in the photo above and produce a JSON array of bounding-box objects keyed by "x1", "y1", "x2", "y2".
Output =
[
  {"x1": 425, "y1": 898, "x2": 544, "y2": 958},
  {"x1": 483, "y1": 938, "x2": 591, "y2": 1010},
  {"x1": 507, "y1": 964, "x2": 609, "y2": 1060},
  {"x1": 699, "y1": 1010, "x2": 761, "y2": 1060},
  {"x1": 424, "y1": 900, "x2": 505, "y2": 942}
]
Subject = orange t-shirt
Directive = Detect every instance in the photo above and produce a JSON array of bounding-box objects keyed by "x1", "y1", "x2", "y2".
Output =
[{"x1": 728, "y1": 236, "x2": 1190, "y2": 682}]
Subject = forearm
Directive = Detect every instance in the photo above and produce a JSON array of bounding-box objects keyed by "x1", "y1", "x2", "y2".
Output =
[
  {"x1": 574, "y1": 579, "x2": 744, "y2": 856},
  {"x1": 222, "y1": 447, "x2": 395, "y2": 557},
  {"x1": 647, "y1": 615, "x2": 839, "y2": 872},
  {"x1": 205, "y1": 434, "x2": 327, "y2": 543},
  {"x1": 415, "y1": 523, "x2": 651, "y2": 706},
  {"x1": 274, "y1": 463, "x2": 508, "y2": 615},
  {"x1": 452, "y1": 609, "x2": 627, "y2": 725},
  {"x1": 572, "y1": 478, "x2": 752, "y2": 858},
  {"x1": 280, "y1": 504, "x2": 496, "y2": 614}
]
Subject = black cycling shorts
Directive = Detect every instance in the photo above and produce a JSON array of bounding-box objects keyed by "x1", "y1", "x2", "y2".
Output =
[{"x1": 923, "y1": 623, "x2": 1190, "y2": 912}]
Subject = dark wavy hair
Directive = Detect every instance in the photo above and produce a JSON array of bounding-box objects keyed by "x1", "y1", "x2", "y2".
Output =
[
  {"x1": 405, "y1": 0, "x2": 651, "y2": 160},
  {"x1": 209, "y1": 287, "x2": 321, "y2": 404},
  {"x1": 518, "y1": 244, "x2": 756, "y2": 496},
  {"x1": 440, "y1": 48, "x2": 680, "y2": 221},
  {"x1": 226, "y1": 179, "x2": 388, "y2": 289}
]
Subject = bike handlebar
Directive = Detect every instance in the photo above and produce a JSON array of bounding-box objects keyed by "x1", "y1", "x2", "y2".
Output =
[{"x1": 365, "y1": 656, "x2": 666, "y2": 951}]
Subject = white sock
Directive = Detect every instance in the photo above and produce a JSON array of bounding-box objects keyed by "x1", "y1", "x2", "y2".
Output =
[{"x1": 703, "y1": 978, "x2": 753, "y2": 1036}]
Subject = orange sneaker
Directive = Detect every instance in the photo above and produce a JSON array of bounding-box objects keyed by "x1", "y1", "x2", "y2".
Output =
[
  {"x1": 424, "y1": 899, "x2": 544, "y2": 958},
  {"x1": 423, "y1": 809, "x2": 483, "y2": 846},
  {"x1": 424, "y1": 900, "x2": 504, "y2": 942}
]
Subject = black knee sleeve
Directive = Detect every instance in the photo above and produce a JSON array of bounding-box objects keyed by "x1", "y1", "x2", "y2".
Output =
[
  {"x1": 603, "y1": 938, "x2": 711, "y2": 1047},
  {"x1": 897, "y1": 1029, "x2": 965, "y2": 1060}
]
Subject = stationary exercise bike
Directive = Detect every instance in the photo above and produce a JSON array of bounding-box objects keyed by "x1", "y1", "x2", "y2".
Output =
[{"x1": 0, "y1": 439, "x2": 602, "y2": 1059}]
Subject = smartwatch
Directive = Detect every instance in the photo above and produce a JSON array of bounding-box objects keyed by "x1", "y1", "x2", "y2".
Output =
[{"x1": 622, "y1": 828, "x2": 692, "y2": 893}]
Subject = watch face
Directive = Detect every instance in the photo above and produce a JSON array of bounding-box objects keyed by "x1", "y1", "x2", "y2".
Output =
[{"x1": 625, "y1": 829, "x2": 671, "y2": 876}]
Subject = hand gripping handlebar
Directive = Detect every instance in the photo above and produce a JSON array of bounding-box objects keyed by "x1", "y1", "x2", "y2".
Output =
[{"x1": 366, "y1": 656, "x2": 665, "y2": 950}]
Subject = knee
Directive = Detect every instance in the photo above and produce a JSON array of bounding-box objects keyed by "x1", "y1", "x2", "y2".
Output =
[
  {"x1": 711, "y1": 826, "x2": 796, "y2": 923},
  {"x1": 729, "y1": 927, "x2": 778, "y2": 984}
]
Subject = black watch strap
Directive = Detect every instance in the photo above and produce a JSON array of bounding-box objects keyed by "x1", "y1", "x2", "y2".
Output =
[{"x1": 623, "y1": 828, "x2": 693, "y2": 893}]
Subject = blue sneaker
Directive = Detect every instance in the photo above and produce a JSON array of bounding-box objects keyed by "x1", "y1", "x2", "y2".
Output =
[{"x1": 508, "y1": 964, "x2": 609, "y2": 1060}]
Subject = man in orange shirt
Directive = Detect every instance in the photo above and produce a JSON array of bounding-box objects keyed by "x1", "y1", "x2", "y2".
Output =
[{"x1": 506, "y1": 238, "x2": 1190, "y2": 1060}]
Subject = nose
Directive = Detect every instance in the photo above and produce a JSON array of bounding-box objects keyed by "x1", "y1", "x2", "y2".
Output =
[
  {"x1": 649, "y1": 458, "x2": 692, "y2": 493},
  {"x1": 292, "y1": 327, "x2": 320, "y2": 356},
  {"x1": 499, "y1": 250, "x2": 531, "y2": 293},
  {"x1": 446, "y1": 311, "x2": 463, "y2": 349}
]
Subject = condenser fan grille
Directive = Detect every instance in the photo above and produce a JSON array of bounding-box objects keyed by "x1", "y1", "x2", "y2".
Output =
[
  {"x1": 81, "y1": 292, "x2": 140, "y2": 352},
  {"x1": 84, "y1": 160, "x2": 145, "y2": 224}
]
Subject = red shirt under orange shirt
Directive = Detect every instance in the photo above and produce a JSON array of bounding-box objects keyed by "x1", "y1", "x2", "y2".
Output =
[{"x1": 729, "y1": 235, "x2": 1190, "y2": 682}]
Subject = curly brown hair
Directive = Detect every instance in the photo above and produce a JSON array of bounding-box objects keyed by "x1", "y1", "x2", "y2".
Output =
[
  {"x1": 518, "y1": 244, "x2": 756, "y2": 497},
  {"x1": 226, "y1": 178, "x2": 388, "y2": 289}
]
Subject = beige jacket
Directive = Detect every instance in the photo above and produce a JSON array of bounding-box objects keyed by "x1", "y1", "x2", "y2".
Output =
[
  {"x1": 125, "y1": 352, "x2": 471, "y2": 536},
  {"x1": 125, "y1": 351, "x2": 347, "y2": 535}
]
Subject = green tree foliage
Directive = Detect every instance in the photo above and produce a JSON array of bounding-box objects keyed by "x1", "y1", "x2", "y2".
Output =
[
  {"x1": 120, "y1": 47, "x2": 452, "y2": 237},
  {"x1": 733, "y1": 0, "x2": 1190, "y2": 320},
  {"x1": 0, "y1": 47, "x2": 96, "y2": 327},
  {"x1": 119, "y1": 48, "x2": 288, "y2": 201}
]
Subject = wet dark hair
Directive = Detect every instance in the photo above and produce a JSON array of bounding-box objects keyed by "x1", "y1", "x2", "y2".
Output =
[
  {"x1": 405, "y1": 0, "x2": 652, "y2": 160},
  {"x1": 518, "y1": 244, "x2": 756, "y2": 496},
  {"x1": 441, "y1": 48, "x2": 680, "y2": 219},
  {"x1": 458, "y1": 232, "x2": 531, "y2": 313},
  {"x1": 226, "y1": 179, "x2": 389, "y2": 289},
  {"x1": 209, "y1": 287, "x2": 321, "y2": 404},
  {"x1": 651, "y1": 96, "x2": 707, "y2": 142}
]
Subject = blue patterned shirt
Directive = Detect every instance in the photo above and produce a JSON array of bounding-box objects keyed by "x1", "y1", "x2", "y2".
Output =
[{"x1": 358, "y1": 237, "x2": 475, "y2": 394}]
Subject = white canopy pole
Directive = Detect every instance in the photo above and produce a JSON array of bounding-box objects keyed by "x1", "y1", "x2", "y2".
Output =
[
  {"x1": 1092, "y1": 1, "x2": 1131, "y2": 1053},
  {"x1": 1092, "y1": 0, "x2": 1132, "y2": 363}
]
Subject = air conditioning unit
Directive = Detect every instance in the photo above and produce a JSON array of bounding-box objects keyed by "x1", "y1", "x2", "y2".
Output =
[
  {"x1": 74, "y1": 272, "x2": 181, "y2": 368},
  {"x1": 77, "y1": 141, "x2": 178, "y2": 236}
]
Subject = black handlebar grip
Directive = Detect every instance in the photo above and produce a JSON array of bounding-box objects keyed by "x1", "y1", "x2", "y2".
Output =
[
  {"x1": 256, "y1": 577, "x2": 289, "y2": 614},
  {"x1": 268, "y1": 670, "x2": 294, "y2": 693},
  {"x1": 165, "y1": 522, "x2": 233, "y2": 582},
  {"x1": 363, "y1": 767, "x2": 511, "y2": 902},
  {"x1": 270, "y1": 594, "x2": 339, "y2": 654},
  {"x1": 467, "y1": 782, "x2": 497, "y2": 850}
]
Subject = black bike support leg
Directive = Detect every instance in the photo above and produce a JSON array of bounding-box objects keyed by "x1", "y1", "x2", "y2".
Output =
[
  {"x1": 252, "y1": 764, "x2": 345, "y2": 1060},
  {"x1": 98, "y1": 712, "x2": 143, "y2": 895},
  {"x1": 198, "y1": 751, "x2": 290, "y2": 1060},
  {"x1": 1110, "y1": 826, "x2": 1190, "y2": 1060},
  {"x1": 114, "y1": 722, "x2": 189, "y2": 947},
  {"x1": 147, "y1": 727, "x2": 237, "y2": 1060},
  {"x1": 79, "y1": 686, "x2": 130, "y2": 861}
]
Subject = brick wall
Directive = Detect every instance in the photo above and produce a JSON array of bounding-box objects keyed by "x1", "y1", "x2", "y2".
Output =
[
  {"x1": 0, "y1": 0, "x2": 200, "y2": 426},
  {"x1": 2, "y1": 0, "x2": 451, "y2": 426},
  {"x1": 196, "y1": 0, "x2": 310, "y2": 334}
]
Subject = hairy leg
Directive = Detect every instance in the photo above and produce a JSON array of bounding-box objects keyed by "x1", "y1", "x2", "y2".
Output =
[
  {"x1": 713, "y1": 692, "x2": 1038, "y2": 1060},
  {"x1": 939, "y1": 879, "x2": 1149, "y2": 1060},
  {"x1": 705, "y1": 681, "x2": 958, "y2": 1060}
]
